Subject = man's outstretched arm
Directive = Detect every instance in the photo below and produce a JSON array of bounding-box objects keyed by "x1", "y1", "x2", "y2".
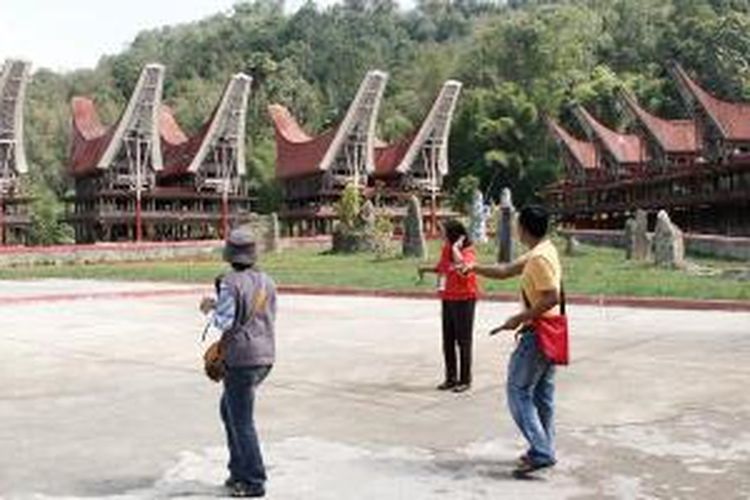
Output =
[{"x1": 467, "y1": 254, "x2": 528, "y2": 280}]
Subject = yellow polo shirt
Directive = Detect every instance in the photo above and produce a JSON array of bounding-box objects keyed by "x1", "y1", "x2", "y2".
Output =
[{"x1": 520, "y1": 239, "x2": 562, "y2": 317}]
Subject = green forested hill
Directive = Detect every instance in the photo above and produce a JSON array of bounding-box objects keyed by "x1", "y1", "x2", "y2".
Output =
[{"x1": 22, "y1": 0, "x2": 750, "y2": 241}]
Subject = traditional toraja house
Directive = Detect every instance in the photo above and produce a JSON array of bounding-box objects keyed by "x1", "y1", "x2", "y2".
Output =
[
  {"x1": 271, "y1": 73, "x2": 462, "y2": 236},
  {"x1": 544, "y1": 64, "x2": 750, "y2": 236},
  {"x1": 0, "y1": 59, "x2": 32, "y2": 245},
  {"x1": 270, "y1": 70, "x2": 388, "y2": 235},
  {"x1": 158, "y1": 73, "x2": 253, "y2": 238},
  {"x1": 373, "y1": 80, "x2": 462, "y2": 232},
  {"x1": 66, "y1": 64, "x2": 254, "y2": 242}
]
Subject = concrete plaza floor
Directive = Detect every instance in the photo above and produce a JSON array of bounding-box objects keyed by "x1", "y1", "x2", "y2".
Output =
[{"x1": 0, "y1": 279, "x2": 748, "y2": 499}]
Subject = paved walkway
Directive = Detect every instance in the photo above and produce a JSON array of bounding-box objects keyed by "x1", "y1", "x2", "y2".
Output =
[{"x1": 0, "y1": 280, "x2": 748, "y2": 499}]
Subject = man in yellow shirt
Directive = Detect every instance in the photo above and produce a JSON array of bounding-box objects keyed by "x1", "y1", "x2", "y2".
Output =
[{"x1": 466, "y1": 205, "x2": 561, "y2": 478}]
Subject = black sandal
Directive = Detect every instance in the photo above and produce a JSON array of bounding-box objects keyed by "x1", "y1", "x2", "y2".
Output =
[{"x1": 437, "y1": 380, "x2": 457, "y2": 391}]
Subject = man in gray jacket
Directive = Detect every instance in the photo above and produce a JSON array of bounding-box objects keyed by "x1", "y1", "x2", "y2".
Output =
[{"x1": 201, "y1": 229, "x2": 277, "y2": 497}]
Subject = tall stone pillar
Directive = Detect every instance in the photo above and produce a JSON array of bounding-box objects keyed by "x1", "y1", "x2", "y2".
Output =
[
  {"x1": 403, "y1": 195, "x2": 427, "y2": 259},
  {"x1": 497, "y1": 188, "x2": 514, "y2": 263},
  {"x1": 469, "y1": 189, "x2": 488, "y2": 243}
]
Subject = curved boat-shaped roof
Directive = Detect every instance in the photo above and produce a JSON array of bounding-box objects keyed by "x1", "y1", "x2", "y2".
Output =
[
  {"x1": 574, "y1": 106, "x2": 645, "y2": 165},
  {"x1": 269, "y1": 104, "x2": 337, "y2": 179},
  {"x1": 374, "y1": 134, "x2": 416, "y2": 177},
  {"x1": 69, "y1": 97, "x2": 116, "y2": 177},
  {"x1": 160, "y1": 73, "x2": 252, "y2": 180},
  {"x1": 546, "y1": 117, "x2": 597, "y2": 171},
  {"x1": 0, "y1": 59, "x2": 32, "y2": 175},
  {"x1": 671, "y1": 63, "x2": 750, "y2": 142},
  {"x1": 68, "y1": 63, "x2": 165, "y2": 178},
  {"x1": 159, "y1": 106, "x2": 213, "y2": 178},
  {"x1": 159, "y1": 105, "x2": 189, "y2": 145},
  {"x1": 271, "y1": 70, "x2": 388, "y2": 181},
  {"x1": 620, "y1": 91, "x2": 698, "y2": 155},
  {"x1": 373, "y1": 80, "x2": 462, "y2": 179}
]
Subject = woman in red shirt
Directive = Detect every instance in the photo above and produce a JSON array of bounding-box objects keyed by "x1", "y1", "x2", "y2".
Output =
[{"x1": 418, "y1": 220, "x2": 479, "y2": 393}]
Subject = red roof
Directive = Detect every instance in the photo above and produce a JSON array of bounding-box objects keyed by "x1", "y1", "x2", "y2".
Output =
[
  {"x1": 673, "y1": 64, "x2": 750, "y2": 142},
  {"x1": 621, "y1": 92, "x2": 698, "y2": 154},
  {"x1": 374, "y1": 132, "x2": 417, "y2": 177},
  {"x1": 69, "y1": 97, "x2": 115, "y2": 177},
  {"x1": 159, "y1": 105, "x2": 189, "y2": 145},
  {"x1": 269, "y1": 104, "x2": 337, "y2": 179},
  {"x1": 576, "y1": 107, "x2": 645, "y2": 165},
  {"x1": 159, "y1": 105, "x2": 212, "y2": 179},
  {"x1": 546, "y1": 118, "x2": 597, "y2": 170}
]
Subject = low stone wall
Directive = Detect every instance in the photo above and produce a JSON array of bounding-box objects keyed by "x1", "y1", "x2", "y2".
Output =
[
  {"x1": 560, "y1": 229, "x2": 625, "y2": 249},
  {"x1": 0, "y1": 214, "x2": 288, "y2": 268},
  {"x1": 685, "y1": 233, "x2": 750, "y2": 261},
  {"x1": 279, "y1": 236, "x2": 332, "y2": 251},
  {"x1": 561, "y1": 229, "x2": 750, "y2": 261},
  {"x1": 0, "y1": 240, "x2": 223, "y2": 267}
]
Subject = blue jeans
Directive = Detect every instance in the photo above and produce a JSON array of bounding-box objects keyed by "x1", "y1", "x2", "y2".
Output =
[
  {"x1": 507, "y1": 331, "x2": 556, "y2": 466},
  {"x1": 221, "y1": 365, "x2": 272, "y2": 488}
]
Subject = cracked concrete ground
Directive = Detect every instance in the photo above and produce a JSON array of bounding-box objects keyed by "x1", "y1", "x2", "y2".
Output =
[{"x1": 0, "y1": 279, "x2": 748, "y2": 499}]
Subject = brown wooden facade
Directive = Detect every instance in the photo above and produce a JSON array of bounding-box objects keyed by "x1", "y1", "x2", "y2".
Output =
[{"x1": 545, "y1": 63, "x2": 750, "y2": 236}]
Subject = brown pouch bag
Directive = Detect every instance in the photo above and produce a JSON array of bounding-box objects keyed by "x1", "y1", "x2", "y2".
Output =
[{"x1": 203, "y1": 341, "x2": 225, "y2": 383}]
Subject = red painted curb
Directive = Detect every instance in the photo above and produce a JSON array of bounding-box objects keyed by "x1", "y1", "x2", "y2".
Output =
[
  {"x1": 0, "y1": 287, "x2": 208, "y2": 305},
  {"x1": 277, "y1": 286, "x2": 750, "y2": 312},
  {"x1": 0, "y1": 284, "x2": 747, "y2": 312}
]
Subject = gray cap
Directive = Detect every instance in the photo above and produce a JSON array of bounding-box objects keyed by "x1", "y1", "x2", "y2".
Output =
[{"x1": 223, "y1": 229, "x2": 257, "y2": 266}]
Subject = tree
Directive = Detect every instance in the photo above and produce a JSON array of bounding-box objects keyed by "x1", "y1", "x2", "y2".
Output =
[
  {"x1": 20, "y1": 0, "x2": 750, "y2": 222},
  {"x1": 451, "y1": 174, "x2": 480, "y2": 214},
  {"x1": 335, "y1": 184, "x2": 362, "y2": 230}
]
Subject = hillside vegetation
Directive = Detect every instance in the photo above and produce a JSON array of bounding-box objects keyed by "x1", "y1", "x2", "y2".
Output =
[{"x1": 22, "y1": 0, "x2": 750, "y2": 241}]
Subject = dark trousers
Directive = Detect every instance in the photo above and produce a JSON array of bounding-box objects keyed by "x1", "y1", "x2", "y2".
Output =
[
  {"x1": 221, "y1": 365, "x2": 272, "y2": 488},
  {"x1": 441, "y1": 299, "x2": 476, "y2": 384}
]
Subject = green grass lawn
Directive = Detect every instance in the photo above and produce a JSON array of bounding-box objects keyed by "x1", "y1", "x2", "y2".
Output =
[{"x1": 0, "y1": 240, "x2": 747, "y2": 301}]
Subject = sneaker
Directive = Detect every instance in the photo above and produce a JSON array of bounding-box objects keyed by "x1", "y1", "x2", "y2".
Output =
[
  {"x1": 224, "y1": 476, "x2": 238, "y2": 488},
  {"x1": 512, "y1": 459, "x2": 555, "y2": 479},
  {"x1": 452, "y1": 383, "x2": 471, "y2": 393},
  {"x1": 436, "y1": 380, "x2": 457, "y2": 391},
  {"x1": 230, "y1": 482, "x2": 265, "y2": 498},
  {"x1": 516, "y1": 451, "x2": 537, "y2": 465}
]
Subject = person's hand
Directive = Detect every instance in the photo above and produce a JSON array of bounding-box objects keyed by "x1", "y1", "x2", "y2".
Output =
[
  {"x1": 489, "y1": 314, "x2": 524, "y2": 335},
  {"x1": 416, "y1": 268, "x2": 425, "y2": 282},
  {"x1": 501, "y1": 314, "x2": 524, "y2": 331},
  {"x1": 457, "y1": 261, "x2": 475, "y2": 275},
  {"x1": 453, "y1": 236, "x2": 465, "y2": 251},
  {"x1": 199, "y1": 297, "x2": 216, "y2": 315}
]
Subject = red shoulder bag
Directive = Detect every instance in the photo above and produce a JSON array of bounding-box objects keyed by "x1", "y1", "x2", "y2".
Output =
[{"x1": 524, "y1": 285, "x2": 569, "y2": 365}]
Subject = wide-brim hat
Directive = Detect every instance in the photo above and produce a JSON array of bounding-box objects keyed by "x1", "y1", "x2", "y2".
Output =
[{"x1": 223, "y1": 229, "x2": 257, "y2": 265}]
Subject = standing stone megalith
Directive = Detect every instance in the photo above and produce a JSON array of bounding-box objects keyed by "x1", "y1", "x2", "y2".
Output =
[
  {"x1": 358, "y1": 200, "x2": 376, "y2": 232},
  {"x1": 624, "y1": 209, "x2": 651, "y2": 261},
  {"x1": 403, "y1": 195, "x2": 427, "y2": 259},
  {"x1": 624, "y1": 217, "x2": 636, "y2": 260},
  {"x1": 564, "y1": 234, "x2": 582, "y2": 256},
  {"x1": 652, "y1": 210, "x2": 685, "y2": 268},
  {"x1": 496, "y1": 187, "x2": 514, "y2": 263},
  {"x1": 469, "y1": 189, "x2": 488, "y2": 244}
]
